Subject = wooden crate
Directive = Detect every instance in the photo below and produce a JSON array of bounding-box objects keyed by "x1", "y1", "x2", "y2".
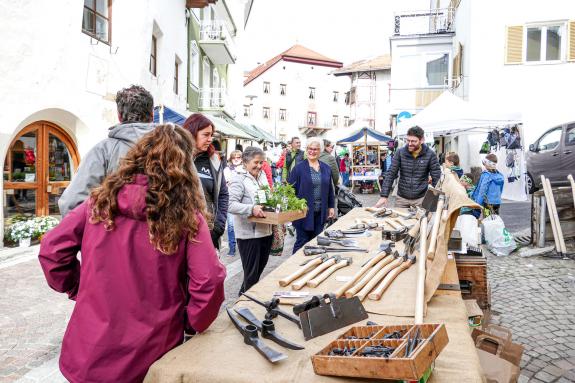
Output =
[
  {"x1": 247, "y1": 209, "x2": 307, "y2": 225},
  {"x1": 456, "y1": 255, "x2": 490, "y2": 309},
  {"x1": 311, "y1": 324, "x2": 449, "y2": 381}
]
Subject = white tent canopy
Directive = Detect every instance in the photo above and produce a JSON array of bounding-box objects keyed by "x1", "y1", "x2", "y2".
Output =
[{"x1": 396, "y1": 91, "x2": 522, "y2": 137}]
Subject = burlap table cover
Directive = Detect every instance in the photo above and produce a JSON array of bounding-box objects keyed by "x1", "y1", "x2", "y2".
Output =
[{"x1": 145, "y1": 197, "x2": 484, "y2": 382}]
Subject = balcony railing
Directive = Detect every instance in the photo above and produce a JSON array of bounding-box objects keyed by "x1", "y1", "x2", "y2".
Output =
[
  {"x1": 199, "y1": 88, "x2": 228, "y2": 110},
  {"x1": 393, "y1": 8, "x2": 455, "y2": 36},
  {"x1": 199, "y1": 20, "x2": 236, "y2": 64}
]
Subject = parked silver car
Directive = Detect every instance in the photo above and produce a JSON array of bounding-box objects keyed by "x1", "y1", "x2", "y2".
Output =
[{"x1": 526, "y1": 121, "x2": 575, "y2": 193}]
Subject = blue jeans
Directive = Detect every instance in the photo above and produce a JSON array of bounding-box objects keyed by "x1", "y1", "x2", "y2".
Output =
[
  {"x1": 227, "y1": 213, "x2": 236, "y2": 253},
  {"x1": 341, "y1": 172, "x2": 350, "y2": 187},
  {"x1": 293, "y1": 211, "x2": 325, "y2": 254}
]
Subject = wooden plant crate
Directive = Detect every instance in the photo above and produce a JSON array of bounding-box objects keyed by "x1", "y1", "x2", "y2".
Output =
[
  {"x1": 311, "y1": 323, "x2": 449, "y2": 381},
  {"x1": 247, "y1": 209, "x2": 307, "y2": 225}
]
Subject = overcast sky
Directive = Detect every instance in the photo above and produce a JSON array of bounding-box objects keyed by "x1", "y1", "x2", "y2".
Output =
[{"x1": 238, "y1": 0, "x2": 431, "y2": 71}]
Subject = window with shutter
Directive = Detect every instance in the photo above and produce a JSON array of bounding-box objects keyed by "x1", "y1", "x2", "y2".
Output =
[
  {"x1": 569, "y1": 21, "x2": 575, "y2": 61},
  {"x1": 505, "y1": 25, "x2": 523, "y2": 64}
]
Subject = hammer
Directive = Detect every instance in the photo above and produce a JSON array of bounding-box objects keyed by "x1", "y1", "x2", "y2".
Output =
[{"x1": 307, "y1": 257, "x2": 352, "y2": 288}]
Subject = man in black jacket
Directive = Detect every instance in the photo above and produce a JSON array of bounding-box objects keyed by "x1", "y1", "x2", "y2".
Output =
[{"x1": 375, "y1": 126, "x2": 441, "y2": 208}]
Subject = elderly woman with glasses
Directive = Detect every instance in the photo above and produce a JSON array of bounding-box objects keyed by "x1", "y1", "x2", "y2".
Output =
[{"x1": 288, "y1": 137, "x2": 335, "y2": 254}]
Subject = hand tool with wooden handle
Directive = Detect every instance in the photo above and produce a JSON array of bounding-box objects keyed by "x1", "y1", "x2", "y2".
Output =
[
  {"x1": 415, "y1": 215, "x2": 428, "y2": 324},
  {"x1": 307, "y1": 257, "x2": 352, "y2": 288},
  {"x1": 344, "y1": 253, "x2": 400, "y2": 298},
  {"x1": 292, "y1": 257, "x2": 338, "y2": 290},
  {"x1": 334, "y1": 242, "x2": 394, "y2": 298},
  {"x1": 355, "y1": 255, "x2": 406, "y2": 301},
  {"x1": 426, "y1": 196, "x2": 446, "y2": 259},
  {"x1": 278, "y1": 256, "x2": 324, "y2": 287},
  {"x1": 368, "y1": 256, "x2": 416, "y2": 300}
]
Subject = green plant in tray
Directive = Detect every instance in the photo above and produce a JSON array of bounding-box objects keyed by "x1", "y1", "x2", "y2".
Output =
[{"x1": 258, "y1": 183, "x2": 307, "y2": 212}]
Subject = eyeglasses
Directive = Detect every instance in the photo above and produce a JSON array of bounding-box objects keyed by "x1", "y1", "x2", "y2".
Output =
[{"x1": 307, "y1": 148, "x2": 320, "y2": 152}]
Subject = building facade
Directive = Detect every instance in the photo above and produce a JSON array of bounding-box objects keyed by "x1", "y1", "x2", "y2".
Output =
[
  {"x1": 241, "y1": 45, "x2": 349, "y2": 141},
  {"x1": 333, "y1": 55, "x2": 393, "y2": 134},
  {"x1": 389, "y1": 0, "x2": 575, "y2": 171},
  {"x1": 0, "y1": 0, "x2": 212, "y2": 243}
]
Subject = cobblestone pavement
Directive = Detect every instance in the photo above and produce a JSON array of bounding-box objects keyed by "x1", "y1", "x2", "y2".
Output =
[{"x1": 2, "y1": 193, "x2": 573, "y2": 382}]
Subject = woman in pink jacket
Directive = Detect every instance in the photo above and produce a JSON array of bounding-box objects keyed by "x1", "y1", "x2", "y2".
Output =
[{"x1": 38, "y1": 124, "x2": 226, "y2": 383}]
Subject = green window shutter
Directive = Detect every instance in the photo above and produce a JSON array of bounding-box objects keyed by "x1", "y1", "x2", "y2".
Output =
[{"x1": 505, "y1": 25, "x2": 523, "y2": 65}]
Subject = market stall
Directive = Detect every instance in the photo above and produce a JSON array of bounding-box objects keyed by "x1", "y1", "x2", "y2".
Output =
[
  {"x1": 144, "y1": 175, "x2": 484, "y2": 383},
  {"x1": 395, "y1": 91, "x2": 526, "y2": 201},
  {"x1": 336, "y1": 127, "x2": 392, "y2": 193}
]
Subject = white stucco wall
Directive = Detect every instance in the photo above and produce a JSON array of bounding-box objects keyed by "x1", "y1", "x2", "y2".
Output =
[
  {"x1": 0, "y1": 0, "x2": 188, "y2": 158},
  {"x1": 0, "y1": 0, "x2": 189, "y2": 236}
]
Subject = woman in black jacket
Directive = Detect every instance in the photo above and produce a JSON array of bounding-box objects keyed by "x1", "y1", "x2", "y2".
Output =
[{"x1": 183, "y1": 113, "x2": 229, "y2": 249}]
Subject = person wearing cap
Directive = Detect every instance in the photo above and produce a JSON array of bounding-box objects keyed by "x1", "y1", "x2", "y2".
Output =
[{"x1": 472, "y1": 153, "x2": 504, "y2": 215}]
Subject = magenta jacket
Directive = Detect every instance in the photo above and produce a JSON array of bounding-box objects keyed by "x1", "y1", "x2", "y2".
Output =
[{"x1": 39, "y1": 175, "x2": 226, "y2": 383}]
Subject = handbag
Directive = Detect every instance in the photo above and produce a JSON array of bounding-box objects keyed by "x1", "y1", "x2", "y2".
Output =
[{"x1": 270, "y1": 224, "x2": 285, "y2": 256}]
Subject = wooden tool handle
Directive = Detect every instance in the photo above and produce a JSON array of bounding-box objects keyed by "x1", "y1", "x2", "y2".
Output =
[
  {"x1": 385, "y1": 219, "x2": 401, "y2": 230},
  {"x1": 568, "y1": 174, "x2": 575, "y2": 209},
  {"x1": 426, "y1": 199, "x2": 445, "y2": 259},
  {"x1": 344, "y1": 256, "x2": 394, "y2": 298},
  {"x1": 415, "y1": 217, "x2": 428, "y2": 324},
  {"x1": 307, "y1": 261, "x2": 347, "y2": 288},
  {"x1": 407, "y1": 219, "x2": 421, "y2": 238},
  {"x1": 355, "y1": 259, "x2": 403, "y2": 301},
  {"x1": 334, "y1": 253, "x2": 386, "y2": 298},
  {"x1": 278, "y1": 258, "x2": 322, "y2": 287},
  {"x1": 368, "y1": 260, "x2": 412, "y2": 300},
  {"x1": 292, "y1": 258, "x2": 336, "y2": 290}
]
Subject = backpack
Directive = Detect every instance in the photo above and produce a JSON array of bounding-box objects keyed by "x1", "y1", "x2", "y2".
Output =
[{"x1": 479, "y1": 141, "x2": 490, "y2": 154}]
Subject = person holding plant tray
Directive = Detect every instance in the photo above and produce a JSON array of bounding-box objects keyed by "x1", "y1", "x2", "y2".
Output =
[
  {"x1": 228, "y1": 146, "x2": 273, "y2": 294},
  {"x1": 289, "y1": 137, "x2": 335, "y2": 254}
]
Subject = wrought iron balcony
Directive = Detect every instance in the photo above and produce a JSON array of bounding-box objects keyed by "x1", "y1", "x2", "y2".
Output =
[
  {"x1": 199, "y1": 20, "x2": 236, "y2": 64},
  {"x1": 393, "y1": 8, "x2": 455, "y2": 36}
]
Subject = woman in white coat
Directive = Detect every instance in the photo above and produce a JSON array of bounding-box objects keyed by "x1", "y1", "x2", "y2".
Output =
[{"x1": 228, "y1": 147, "x2": 272, "y2": 294}]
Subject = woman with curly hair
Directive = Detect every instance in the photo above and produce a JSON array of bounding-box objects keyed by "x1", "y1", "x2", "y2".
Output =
[{"x1": 38, "y1": 124, "x2": 226, "y2": 383}]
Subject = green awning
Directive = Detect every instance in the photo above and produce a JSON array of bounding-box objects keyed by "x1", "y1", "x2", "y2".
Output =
[{"x1": 207, "y1": 115, "x2": 256, "y2": 140}]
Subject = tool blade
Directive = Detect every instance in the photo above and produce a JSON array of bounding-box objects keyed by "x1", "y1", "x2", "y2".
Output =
[{"x1": 235, "y1": 308, "x2": 304, "y2": 350}]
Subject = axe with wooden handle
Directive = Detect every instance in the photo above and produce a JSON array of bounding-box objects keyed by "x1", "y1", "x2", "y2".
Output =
[
  {"x1": 278, "y1": 255, "x2": 326, "y2": 287},
  {"x1": 355, "y1": 254, "x2": 406, "y2": 302},
  {"x1": 368, "y1": 256, "x2": 416, "y2": 300},
  {"x1": 344, "y1": 252, "x2": 401, "y2": 298},
  {"x1": 307, "y1": 257, "x2": 352, "y2": 288},
  {"x1": 334, "y1": 242, "x2": 394, "y2": 298},
  {"x1": 291, "y1": 256, "x2": 338, "y2": 290}
]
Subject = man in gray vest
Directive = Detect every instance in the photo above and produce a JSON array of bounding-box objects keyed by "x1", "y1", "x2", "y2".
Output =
[{"x1": 58, "y1": 85, "x2": 155, "y2": 217}]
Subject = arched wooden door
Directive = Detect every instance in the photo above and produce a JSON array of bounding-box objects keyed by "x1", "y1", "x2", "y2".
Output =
[{"x1": 3, "y1": 121, "x2": 79, "y2": 221}]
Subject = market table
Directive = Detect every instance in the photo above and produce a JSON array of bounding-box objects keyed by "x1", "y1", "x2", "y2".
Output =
[{"x1": 145, "y1": 207, "x2": 484, "y2": 383}]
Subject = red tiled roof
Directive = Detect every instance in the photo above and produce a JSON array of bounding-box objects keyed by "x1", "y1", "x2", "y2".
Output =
[{"x1": 243, "y1": 44, "x2": 343, "y2": 86}]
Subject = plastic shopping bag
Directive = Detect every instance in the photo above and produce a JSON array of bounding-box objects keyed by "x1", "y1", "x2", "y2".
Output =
[{"x1": 481, "y1": 214, "x2": 516, "y2": 256}]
